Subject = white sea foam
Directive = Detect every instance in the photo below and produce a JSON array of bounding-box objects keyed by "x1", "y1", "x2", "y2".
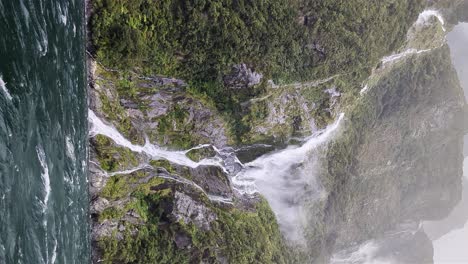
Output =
[
  {"x1": 36, "y1": 146, "x2": 51, "y2": 213},
  {"x1": 65, "y1": 136, "x2": 75, "y2": 162},
  {"x1": 50, "y1": 239, "x2": 57, "y2": 264},
  {"x1": 0, "y1": 76, "x2": 12, "y2": 100}
]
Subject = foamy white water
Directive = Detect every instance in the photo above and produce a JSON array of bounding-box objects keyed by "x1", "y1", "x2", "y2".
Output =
[
  {"x1": 65, "y1": 136, "x2": 75, "y2": 162},
  {"x1": 36, "y1": 146, "x2": 51, "y2": 213},
  {"x1": 233, "y1": 113, "x2": 344, "y2": 194},
  {"x1": 416, "y1": 10, "x2": 446, "y2": 32},
  {"x1": 381, "y1": 48, "x2": 432, "y2": 64},
  {"x1": 360, "y1": 85, "x2": 370, "y2": 95},
  {"x1": 88, "y1": 109, "x2": 224, "y2": 169},
  {"x1": 51, "y1": 240, "x2": 57, "y2": 264},
  {"x1": 0, "y1": 76, "x2": 12, "y2": 100},
  {"x1": 107, "y1": 164, "x2": 152, "y2": 177},
  {"x1": 232, "y1": 113, "x2": 345, "y2": 242}
]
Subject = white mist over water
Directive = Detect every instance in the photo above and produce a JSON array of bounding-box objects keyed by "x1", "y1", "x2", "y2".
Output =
[
  {"x1": 433, "y1": 159, "x2": 468, "y2": 264},
  {"x1": 232, "y1": 113, "x2": 345, "y2": 242}
]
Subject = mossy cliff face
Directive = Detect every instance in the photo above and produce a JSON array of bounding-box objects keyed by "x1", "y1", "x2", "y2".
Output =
[
  {"x1": 86, "y1": 0, "x2": 466, "y2": 263},
  {"x1": 306, "y1": 46, "x2": 466, "y2": 262},
  {"x1": 87, "y1": 68, "x2": 291, "y2": 263},
  {"x1": 91, "y1": 165, "x2": 289, "y2": 263},
  {"x1": 89, "y1": 0, "x2": 426, "y2": 145}
]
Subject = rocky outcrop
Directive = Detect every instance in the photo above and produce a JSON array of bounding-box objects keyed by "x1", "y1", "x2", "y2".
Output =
[
  {"x1": 223, "y1": 64, "x2": 263, "y2": 89},
  {"x1": 424, "y1": 176, "x2": 468, "y2": 240},
  {"x1": 88, "y1": 68, "x2": 230, "y2": 148},
  {"x1": 172, "y1": 191, "x2": 217, "y2": 231},
  {"x1": 87, "y1": 1, "x2": 467, "y2": 263}
]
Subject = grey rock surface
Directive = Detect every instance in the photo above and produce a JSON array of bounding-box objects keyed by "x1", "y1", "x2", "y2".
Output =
[{"x1": 172, "y1": 191, "x2": 217, "y2": 231}]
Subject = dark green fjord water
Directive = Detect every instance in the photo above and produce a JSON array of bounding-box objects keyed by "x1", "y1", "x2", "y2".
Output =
[{"x1": 0, "y1": 0, "x2": 89, "y2": 263}]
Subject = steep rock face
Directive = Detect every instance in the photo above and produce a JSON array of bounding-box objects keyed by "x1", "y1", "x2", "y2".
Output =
[
  {"x1": 88, "y1": 65, "x2": 230, "y2": 148},
  {"x1": 87, "y1": 62, "x2": 289, "y2": 263},
  {"x1": 224, "y1": 64, "x2": 263, "y2": 89},
  {"x1": 424, "y1": 176, "x2": 468, "y2": 240},
  {"x1": 86, "y1": 0, "x2": 467, "y2": 263},
  {"x1": 313, "y1": 46, "x2": 466, "y2": 262}
]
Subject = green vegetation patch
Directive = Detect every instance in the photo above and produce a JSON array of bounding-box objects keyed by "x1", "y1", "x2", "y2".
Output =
[
  {"x1": 92, "y1": 134, "x2": 139, "y2": 172},
  {"x1": 91, "y1": 0, "x2": 424, "y2": 143},
  {"x1": 97, "y1": 195, "x2": 292, "y2": 264}
]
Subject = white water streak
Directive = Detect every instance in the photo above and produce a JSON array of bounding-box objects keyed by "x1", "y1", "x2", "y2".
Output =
[
  {"x1": 107, "y1": 164, "x2": 152, "y2": 177},
  {"x1": 233, "y1": 113, "x2": 344, "y2": 194},
  {"x1": 88, "y1": 109, "x2": 223, "y2": 169},
  {"x1": 157, "y1": 174, "x2": 233, "y2": 204},
  {"x1": 359, "y1": 85, "x2": 370, "y2": 95},
  {"x1": 50, "y1": 240, "x2": 57, "y2": 264},
  {"x1": 0, "y1": 76, "x2": 12, "y2": 100},
  {"x1": 416, "y1": 10, "x2": 446, "y2": 32},
  {"x1": 232, "y1": 113, "x2": 345, "y2": 242},
  {"x1": 381, "y1": 48, "x2": 432, "y2": 64},
  {"x1": 103, "y1": 162, "x2": 234, "y2": 204},
  {"x1": 65, "y1": 136, "x2": 75, "y2": 162},
  {"x1": 36, "y1": 146, "x2": 50, "y2": 214}
]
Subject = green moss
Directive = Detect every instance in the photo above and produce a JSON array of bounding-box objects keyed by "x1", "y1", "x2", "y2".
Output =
[
  {"x1": 99, "y1": 207, "x2": 125, "y2": 222},
  {"x1": 91, "y1": 0, "x2": 424, "y2": 144},
  {"x1": 97, "y1": 183, "x2": 292, "y2": 263},
  {"x1": 149, "y1": 159, "x2": 176, "y2": 173},
  {"x1": 185, "y1": 147, "x2": 216, "y2": 162},
  {"x1": 152, "y1": 104, "x2": 203, "y2": 149},
  {"x1": 93, "y1": 134, "x2": 139, "y2": 172},
  {"x1": 212, "y1": 199, "x2": 291, "y2": 264},
  {"x1": 133, "y1": 177, "x2": 168, "y2": 196},
  {"x1": 101, "y1": 175, "x2": 131, "y2": 200},
  {"x1": 99, "y1": 92, "x2": 135, "y2": 139}
]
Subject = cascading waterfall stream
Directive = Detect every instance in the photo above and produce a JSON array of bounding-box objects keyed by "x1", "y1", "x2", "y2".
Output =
[
  {"x1": 88, "y1": 109, "x2": 225, "y2": 169},
  {"x1": 360, "y1": 9, "x2": 446, "y2": 96},
  {"x1": 87, "y1": 8, "x2": 448, "y2": 250},
  {"x1": 232, "y1": 113, "x2": 345, "y2": 242},
  {"x1": 89, "y1": 106, "x2": 345, "y2": 243}
]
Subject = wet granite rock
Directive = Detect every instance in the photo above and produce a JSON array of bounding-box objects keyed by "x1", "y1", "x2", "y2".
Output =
[
  {"x1": 186, "y1": 145, "x2": 217, "y2": 162},
  {"x1": 189, "y1": 165, "x2": 233, "y2": 198},
  {"x1": 171, "y1": 191, "x2": 217, "y2": 231}
]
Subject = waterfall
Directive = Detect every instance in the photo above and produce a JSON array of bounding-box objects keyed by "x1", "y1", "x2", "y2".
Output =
[
  {"x1": 232, "y1": 113, "x2": 345, "y2": 242},
  {"x1": 88, "y1": 109, "x2": 224, "y2": 169}
]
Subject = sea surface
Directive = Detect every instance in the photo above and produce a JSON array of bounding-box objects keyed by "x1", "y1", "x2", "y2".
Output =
[{"x1": 0, "y1": 0, "x2": 89, "y2": 263}]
